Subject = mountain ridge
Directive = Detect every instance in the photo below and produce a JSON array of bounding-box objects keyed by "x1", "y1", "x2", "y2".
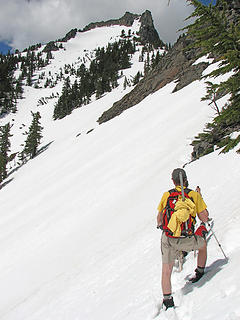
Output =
[
  {"x1": 82, "y1": 11, "x2": 140, "y2": 31},
  {"x1": 54, "y1": 11, "x2": 162, "y2": 51}
]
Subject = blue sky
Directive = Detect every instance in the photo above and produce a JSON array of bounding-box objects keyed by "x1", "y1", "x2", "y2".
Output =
[
  {"x1": 0, "y1": 0, "x2": 217, "y2": 55},
  {"x1": 0, "y1": 42, "x2": 12, "y2": 55},
  {"x1": 201, "y1": 0, "x2": 217, "y2": 4}
]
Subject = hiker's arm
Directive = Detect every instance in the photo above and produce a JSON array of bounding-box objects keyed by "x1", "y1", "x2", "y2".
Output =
[
  {"x1": 198, "y1": 209, "x2": 209, "y2": 223},
  {"x1": 157, "y1": 210, "x2": 163, "y2": 226},
  {"x1": 195, "y1": 186, "x2": 209, "y2": 222},
  {"x1": 157, "y1": 192, "x2": 168, "y2": 227}
]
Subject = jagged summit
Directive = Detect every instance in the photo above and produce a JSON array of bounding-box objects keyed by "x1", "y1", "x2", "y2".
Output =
[
  {"x1": 139, "y1": 10, "x2": 163, "y2": 48},
  {"x1": 56, "y1": 10, "x2": 162, "y2": 50}
]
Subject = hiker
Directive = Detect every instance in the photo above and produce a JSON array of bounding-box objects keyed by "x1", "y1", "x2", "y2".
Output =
[{"x1": 157, "y1": 168, "x2": 209, "y2": 310}]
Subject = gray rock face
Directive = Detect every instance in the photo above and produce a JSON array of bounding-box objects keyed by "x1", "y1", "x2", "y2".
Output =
[
  {"x1": 81, "y1": 12, "x2": 140, "y2": 32},
  {"x1": 191, "y1": 122, "x2": 240, "y2": 160},
  {"x1": 139, "y1": 10, "x2": 162, "y2": 48},
  {"x1": 173, "y1": 62, "x2": 208, "y2": 92},
  {"x1": 97, "y1": 36, "x2": 209, "y2": 124},
  {"x1": 191, "y1": 141, "x2": 214, "y2": 160},
  {"x1": 59, "y1": 29, "x2": 78, "y2": 42},
  {"x1": 42, "y1": 41, "x2": 59, "y2": 52}
]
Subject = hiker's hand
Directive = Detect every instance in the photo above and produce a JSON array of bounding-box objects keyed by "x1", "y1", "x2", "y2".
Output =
[
  {"x1": 195, "y1": 186, "x2": 201, "y2": 194},
  {"x1": 198, "y1": 209, "x2": 209, "y2": 223}
]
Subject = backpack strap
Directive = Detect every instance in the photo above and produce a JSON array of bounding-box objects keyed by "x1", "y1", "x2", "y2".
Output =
[
  {"x1": 182, "y1": 188, "x2": 196, "y2": 236},
  {"x1": 168, "y1": 188, "x2": 192, "y2": 195},
  {"x1": 161, "y1": 188, "x2": 196, "y2": 237},
  {"x1": 164, "y1": 189, "x2": 177, "y2": 221},
  {"x1": 184, "y1": 188, "x2": 192, "y2": 195},
  {"x1": 161, "y1": 189, "x2": 179, "y2": 232}
]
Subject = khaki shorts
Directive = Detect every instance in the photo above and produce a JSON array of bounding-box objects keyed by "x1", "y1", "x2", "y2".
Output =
[{"x1": 161, "y1": 232, "x2": 206, "y2": 264}]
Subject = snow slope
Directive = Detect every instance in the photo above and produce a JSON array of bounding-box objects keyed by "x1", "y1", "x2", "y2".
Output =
[{"x1": 0, "y1": 21, "x2": 240, "y2": 320}]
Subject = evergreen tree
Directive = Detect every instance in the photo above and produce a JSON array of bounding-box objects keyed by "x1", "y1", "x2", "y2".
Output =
[
  {"x1": 139, "y1": 48, "x2": 144, "y2": 62},
  {"x1": 0, "y1": 123, "x2": 12, "y2": 183},
  {"x1": 53, "y1": 39, "x2": 136, "y2": 119},
  {"x1": 27, "y1": 71, "x2": 32, "y2": 86},
  {"x1": 133, "y1": 71, "x2": 142, "y2": 85},
  {"x1": 16, "y1": 77, "x2": 24, "y2": 99},
  {"x1": 110, "y1": 70, "x2": 119, "y2": 89},
  {"x1": 121, "y1": 29, "x2": 126, "y2": 38},
  {"x1": 201, "y1": 81, "x2": 221, "y2": 115},
  {"x1": 53, "y1": 77, "x2": 72, "y2": 119},
  {"x1": 185, "y1": 0, "x2": 240, "y2": 153},
  {"x1": 185, "y1": 0, "x2": 240, "y2": 102},
  {"x1": 95, "y1": 79, "x2": 103, "y2": 99},
  {"x1": 123, "y1": 76, "x2": 129, "y2": 90},
  {"x1": 119, "y1": 50, "x2": 131, "y2": 69},
  {"x1": 23, "y1": 112, "x2": 43, "y2": 159},
  {"x1": 0, "y1": 55, "x2": 17, "y2": 114},
  {"x1": 46, "y1": 51, "x2": 53, "y2": 60},
  {"x1": 144, "y1": 52, "x2": 150, "y2": 75},
  {"x1": 151, "y1": 50, "x2": 161, "y2": 69}
]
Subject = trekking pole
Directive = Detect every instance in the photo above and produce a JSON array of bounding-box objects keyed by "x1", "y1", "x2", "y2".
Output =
[
  {"x1": 178, "y1": 172, "x2": 186, "y2": 271},
  {"x1": 207, "y1": 219, "x2": 228, "y2": 260},
  {"x1": 179, "y1": 172, "x2": 185, "y2": 201},
  {"x1": 179, "y1": 171, "x2": 189, "y2": 234}
]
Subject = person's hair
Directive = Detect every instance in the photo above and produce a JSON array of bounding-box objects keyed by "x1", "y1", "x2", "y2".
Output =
[{"x1": 171, "y1": 168, "x2": 188, "y2": 187}]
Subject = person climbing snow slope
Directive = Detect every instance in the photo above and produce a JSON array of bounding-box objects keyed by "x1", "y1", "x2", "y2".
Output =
[{"x1": 157, "y1": 168, "x2": 209, "y2": 310}]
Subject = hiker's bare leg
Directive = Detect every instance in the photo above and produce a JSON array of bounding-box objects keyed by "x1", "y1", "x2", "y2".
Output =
[
  {"x1": 162, "y1": 262, "x2": 174, "y2": 294},
  {"x1": 197, "y1": 240, "x2": 207, "y2": 267}
]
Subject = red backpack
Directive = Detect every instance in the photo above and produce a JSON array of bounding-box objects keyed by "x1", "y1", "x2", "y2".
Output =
[{"x1": 161, "y1": 188, "x2": 196, "y2": 238}]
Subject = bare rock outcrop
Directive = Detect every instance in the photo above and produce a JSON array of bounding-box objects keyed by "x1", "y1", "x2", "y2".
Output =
[{"x1": 98, "y1": 36, "x2": 208, "y2": 124}]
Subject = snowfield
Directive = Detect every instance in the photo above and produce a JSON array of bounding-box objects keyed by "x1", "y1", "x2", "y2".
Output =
[{"x1": 0, "y1": 20, "x2": 239, "y2": 320}]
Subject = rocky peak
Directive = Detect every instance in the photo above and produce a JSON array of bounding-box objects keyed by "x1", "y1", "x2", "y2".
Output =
[
  {"x1": 138, "y1": 10, "x2": 162, "y2": 48},
  {"x1": 80, "y1": 10, "x2": 163, "y2": 49},
  {"x1": 140, "y1": 10, "x2": 154, "y2": 26}
]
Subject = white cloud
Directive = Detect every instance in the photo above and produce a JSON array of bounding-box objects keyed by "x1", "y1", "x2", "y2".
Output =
[{"x1": 0, "y1": 0, "x2": 193, "y2": 50}]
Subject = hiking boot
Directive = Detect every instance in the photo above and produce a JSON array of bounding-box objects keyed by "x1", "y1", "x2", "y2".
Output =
[
  {"x1": 189, "y1": 268, "x2": 204, "y2": 283},
  {"x1": 163, "y1": 296, "x2": 174, "y2": 310}
]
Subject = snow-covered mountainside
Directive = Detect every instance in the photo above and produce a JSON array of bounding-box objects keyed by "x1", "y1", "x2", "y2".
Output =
[{"x1": 0, "y1": 13, "x2": 240, "y2": 320}]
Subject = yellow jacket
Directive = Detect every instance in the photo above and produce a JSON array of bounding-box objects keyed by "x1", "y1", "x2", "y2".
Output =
[
  {"x1": 157, "y1": 186, "x2": 207, "y2": 237},
  {"x1": 167, "y1": 197, "x2": 196, "y2": 237},
  {"x1": 158, "y1": 186, "x2": 207, "y2": 215}
]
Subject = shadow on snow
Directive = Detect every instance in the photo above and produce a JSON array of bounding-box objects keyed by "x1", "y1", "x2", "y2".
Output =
[{"x1": 182, "y1": 258, "x2": 229, "y2": 295}]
